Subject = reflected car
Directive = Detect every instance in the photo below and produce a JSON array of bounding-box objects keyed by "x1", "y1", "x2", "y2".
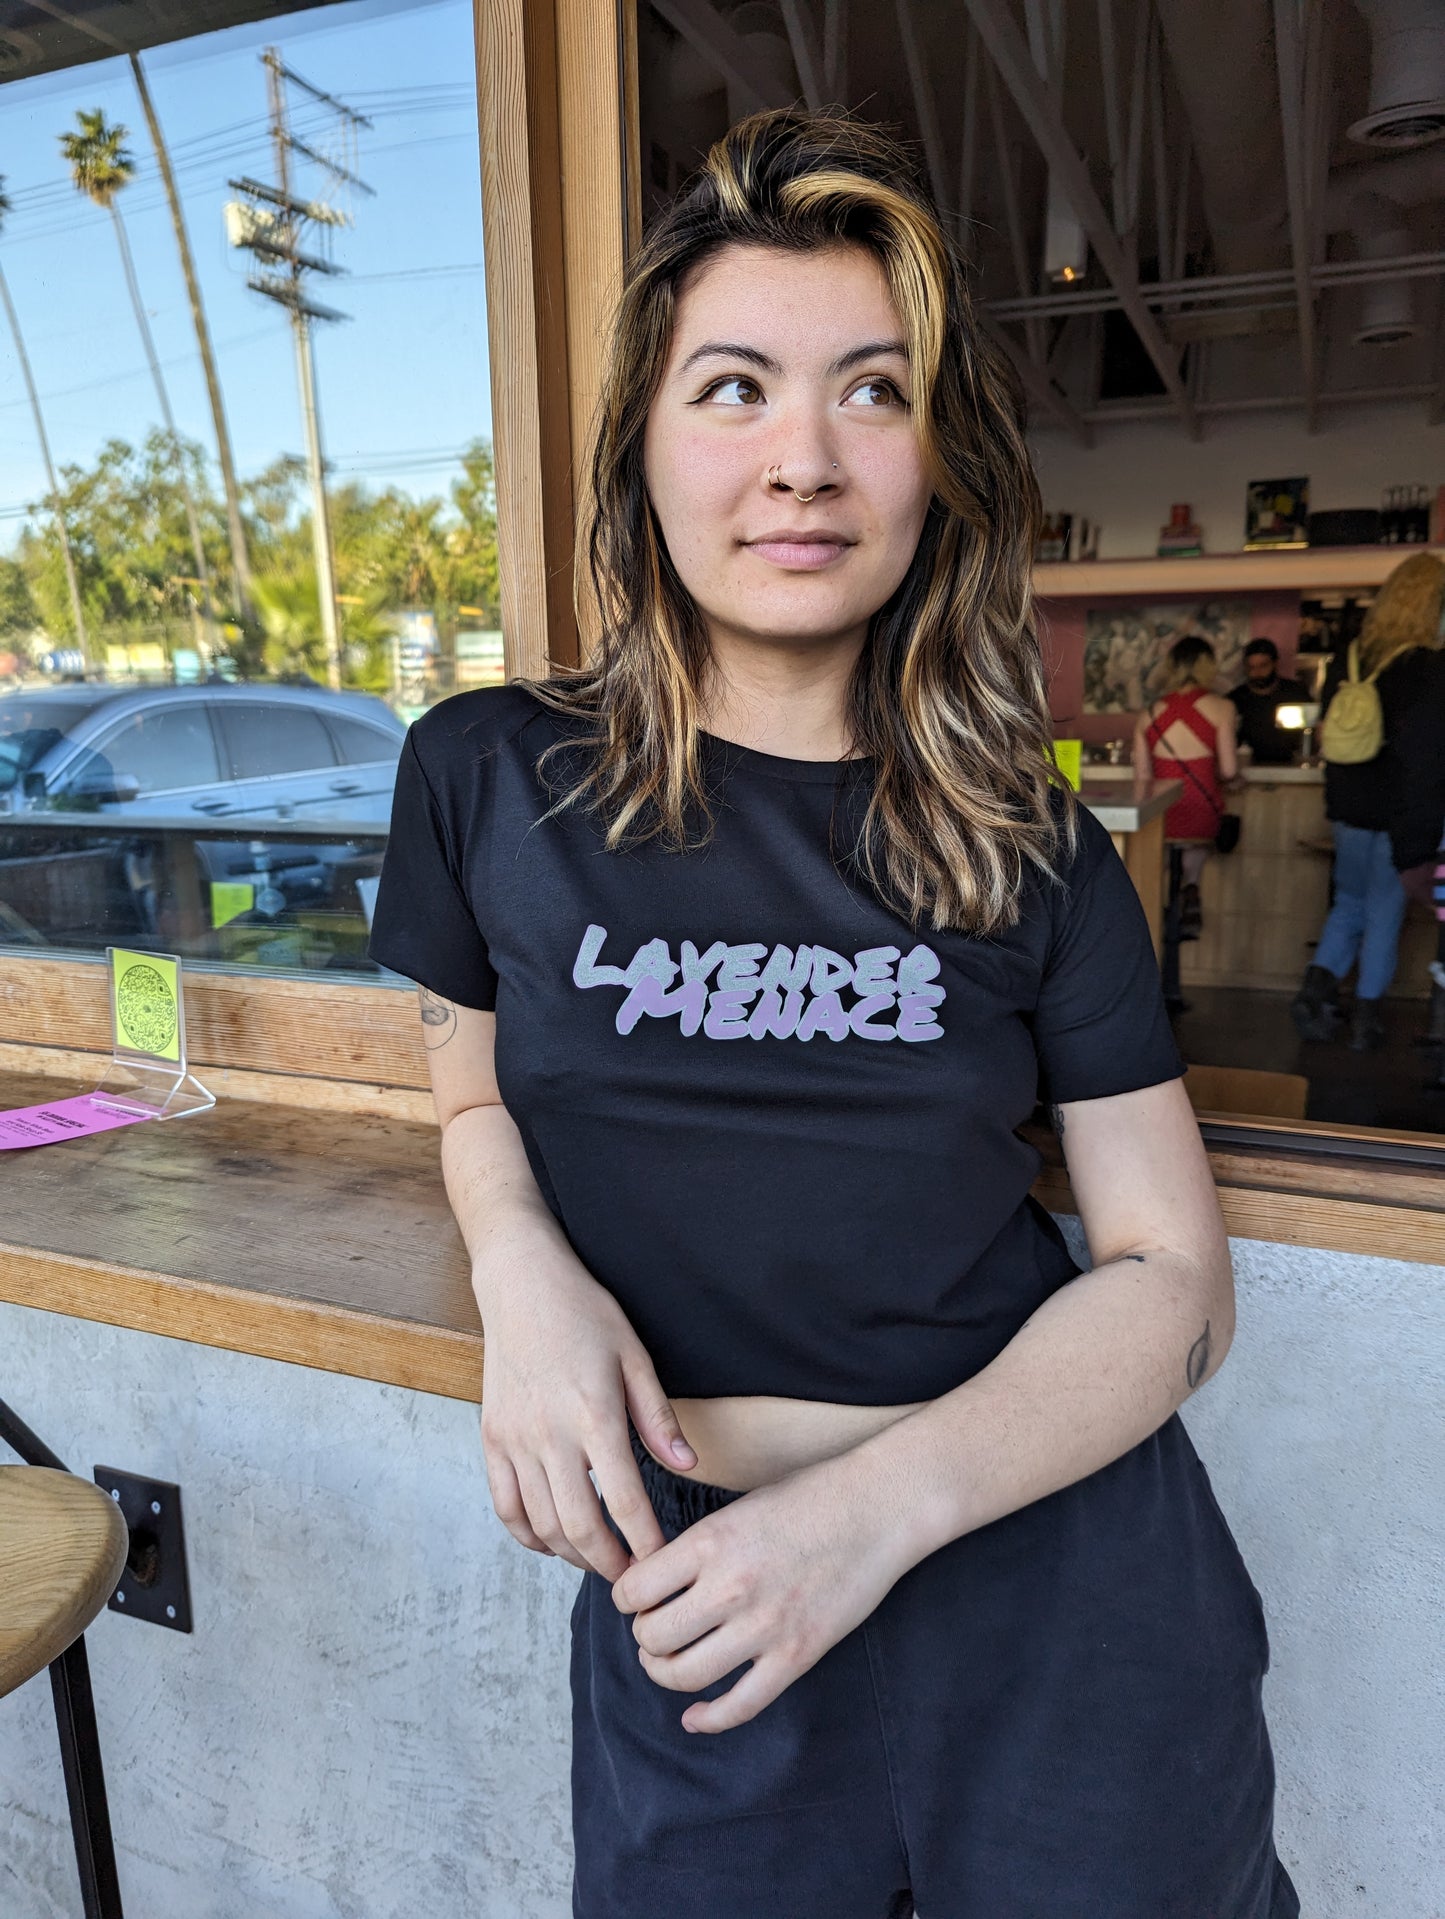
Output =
[{"x1": 0, "y1": 682, "x2": 405, "y2": 823}]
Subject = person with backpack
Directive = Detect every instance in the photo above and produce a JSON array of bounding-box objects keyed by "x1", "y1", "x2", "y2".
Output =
[{"x1": 1292, "y1": 553, "x2": 1445, "y2": 1051}]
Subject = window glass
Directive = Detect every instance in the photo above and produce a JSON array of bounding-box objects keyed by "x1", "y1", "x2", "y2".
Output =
[
  {"x1": 632, "y1": 5, "x2": 1445, "y2": 1152},
  {"x1": 220, "y1": 704, "x2": 335, "y2": 780},
  {"x1": 0, "y1": 0, "x2": 492, "y2": 982},
  {"x1": 91, "y1": 706, "x2": 221, "y2": 793},
  {"x1": 327, "y1": 713, "x2": 405, "y2": 765}
]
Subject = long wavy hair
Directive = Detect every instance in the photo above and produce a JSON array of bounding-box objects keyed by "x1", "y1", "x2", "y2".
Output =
[
  {"x1": 523, "y1": 108, "x2": 1075, "y2": 935},
  {"x1": 1358, "y1": 551, "x2": 1445, "y2": 676}
]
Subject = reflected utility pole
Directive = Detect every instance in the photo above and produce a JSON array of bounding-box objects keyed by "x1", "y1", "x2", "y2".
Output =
[{"x1": 226, "y1": 49, "x2": 371, "y2": 690}]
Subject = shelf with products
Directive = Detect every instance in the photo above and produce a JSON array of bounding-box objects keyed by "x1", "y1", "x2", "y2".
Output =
[{"x1": 1033, "y1": 545, "x2": 1439, "y2": 598}]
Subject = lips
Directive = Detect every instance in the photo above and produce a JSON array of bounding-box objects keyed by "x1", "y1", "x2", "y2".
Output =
[{"x1": 743, "y1": 530, "x2": 853, "y2": 570}]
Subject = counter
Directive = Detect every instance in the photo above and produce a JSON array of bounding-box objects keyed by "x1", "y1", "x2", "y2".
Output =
[
  {"x1": 1081, "y1": 763, "x2": 1437, "y2": 993},
  {"x1": 1077, "y1": 777, "x2": 1180, "y2": 956},
  {"x1": 2, "y1": 1065, "x2": 1441, "y2": 1407}
]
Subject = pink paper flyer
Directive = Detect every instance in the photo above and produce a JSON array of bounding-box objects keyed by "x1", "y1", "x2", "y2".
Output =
[{"x1": 0, "y1": 1094, "x2": 157, "y2": 1151}]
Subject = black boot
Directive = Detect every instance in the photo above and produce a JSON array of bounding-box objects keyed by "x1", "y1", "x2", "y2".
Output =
[
  {"x1": 1290, "y1": 964, "x2": 1341, "y2": 1041},
  {"x1": 1179, "y1": 881, "x2": 1203, "y2": 941},
  {"x1": 1350, "y1": 997, "x2": 1387, "y2": 1051}
]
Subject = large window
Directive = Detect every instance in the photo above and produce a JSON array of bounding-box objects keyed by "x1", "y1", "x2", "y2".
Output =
[
  {"x1": 632, "y1": 2, "x2": 1445, "y2": 1144},
  {"x1": 0, "y1": 0, "x2": 495, "y2": 981}
]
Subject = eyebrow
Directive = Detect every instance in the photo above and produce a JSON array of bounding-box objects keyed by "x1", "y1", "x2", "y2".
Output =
[{"x1": 678, "y1": 338, "x2": 910, "y2": 377}]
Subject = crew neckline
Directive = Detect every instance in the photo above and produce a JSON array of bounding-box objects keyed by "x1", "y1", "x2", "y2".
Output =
[{"x1": 698, "y1": 727, "x2": 875, "y2": 785}]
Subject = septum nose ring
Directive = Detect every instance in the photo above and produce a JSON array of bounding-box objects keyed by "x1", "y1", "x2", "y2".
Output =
[{"x1": 766, "y1": 463, "x2": 819, "y2": 504}]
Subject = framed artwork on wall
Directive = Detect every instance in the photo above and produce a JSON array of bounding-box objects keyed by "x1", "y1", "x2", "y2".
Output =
[
  {"x1": 1081, "y1": 600, "x2": 1252, "y2": 713},
  {"x1": 1245, "y1": 477, "x2": 1310, "y2": 549}
]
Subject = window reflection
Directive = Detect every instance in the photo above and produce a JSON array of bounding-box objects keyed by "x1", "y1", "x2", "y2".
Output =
[{"x1": 0, "y1": 0, "x2": 491, "y2": 981}]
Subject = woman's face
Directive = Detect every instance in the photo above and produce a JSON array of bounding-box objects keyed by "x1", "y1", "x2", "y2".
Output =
[{"x1": 643, "y1": 242, "x2": 933, "y2": 660}]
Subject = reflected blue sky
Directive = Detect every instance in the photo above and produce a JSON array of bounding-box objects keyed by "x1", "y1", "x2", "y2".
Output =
[{"x1": 0, "y1": 0, "x2": 489, "y2": 552}]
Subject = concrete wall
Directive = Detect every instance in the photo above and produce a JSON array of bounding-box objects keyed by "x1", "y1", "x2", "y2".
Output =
[
  {"x1": 1029, "y1": 402, "x2": 1445, "y2": 561},
  {"x1": 2, "y1": 1227, "x2": 1442, "y2": 1917}
]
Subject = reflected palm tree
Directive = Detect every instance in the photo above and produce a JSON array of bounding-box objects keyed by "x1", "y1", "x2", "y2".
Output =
[
  {"x1": 60, "y1": 108, "x2": 214, "y2": 643},
  {"x1": 129, "y1": 56, "x2": 253, "y2": 623},
  {"x1": 0, "y1": 176, "x2": 89, "y2": 659}
]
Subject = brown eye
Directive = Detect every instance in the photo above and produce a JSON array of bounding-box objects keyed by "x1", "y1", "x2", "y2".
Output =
[
  {"x1": 702, "y1": 376, "x2": 764, "y2": 406},
  {"x1": 846, "y1": 378, "x2": 906, "y2": 408}
]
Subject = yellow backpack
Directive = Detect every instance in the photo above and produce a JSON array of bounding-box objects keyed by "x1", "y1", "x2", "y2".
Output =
[{"x1": 1319, "y1": 641, "x2": 1385, "y2": 765}]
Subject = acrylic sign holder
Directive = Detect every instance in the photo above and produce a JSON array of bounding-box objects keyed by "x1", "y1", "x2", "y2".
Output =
[{"x1": 89, "y1": 947, "x2": 215, "y2": 1122}]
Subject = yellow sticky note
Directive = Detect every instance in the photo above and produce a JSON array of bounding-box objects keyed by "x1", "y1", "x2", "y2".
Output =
[
  {"x1": 110, "y1": 949, "x2": 182, "y2": 1063},
  {"x1": 1053, "y1": 738, "x2": 1083, "y2": 790},
  {"x1": 210, "y1": 881, "x2": 255, "y2": 928}
]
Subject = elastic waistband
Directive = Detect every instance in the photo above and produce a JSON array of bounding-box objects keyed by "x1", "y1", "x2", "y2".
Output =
[{"x1": 627, "y1": 1418, "x2": 747, "y2": 1531}]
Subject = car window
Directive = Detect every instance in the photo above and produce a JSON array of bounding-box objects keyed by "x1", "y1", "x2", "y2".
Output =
[
  {"x1": 219, "y1": 704, "x2": 338, "y2": 779},
  {"x1": 326, "y1": 714, "x2": 404, "y2": 766},
  {"x1": 0, "y1": 696, "x2": 105, "y2": 792},
  {"x1": 89, "y1": 707, "x2": 222, "y2": 795}
]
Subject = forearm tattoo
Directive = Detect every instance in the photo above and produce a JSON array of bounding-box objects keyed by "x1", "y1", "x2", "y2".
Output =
[
  {"x1": 1049, "y1": 1103, "x2": 1065, "y2": 1138},
  {"x1": 1185, "y1": 1320, "x2": 1212, "y2": 1391},
  {"x1": 418, "y1": 985, "x2": 458, "y2": 1050}
]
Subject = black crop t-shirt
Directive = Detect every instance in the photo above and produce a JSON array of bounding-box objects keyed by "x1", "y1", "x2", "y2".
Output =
[{"x1": 368, "y1": 686, "x2": 1185, "y2": 1405}]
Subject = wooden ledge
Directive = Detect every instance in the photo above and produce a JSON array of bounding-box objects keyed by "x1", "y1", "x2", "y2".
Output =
[
  {"x1": 0, "y1": 1069, "x2": 482, "y2": 1403},
  {"x1": 2, "y1": 1074, "x2": 1441, "y2": 1407}
]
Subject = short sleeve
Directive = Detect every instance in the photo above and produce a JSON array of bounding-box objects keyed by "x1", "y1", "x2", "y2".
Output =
[
  {"x1": 367, "y1": 728, "x2": 498, "y2": 1010},
  {"x1": 1031, "y1": 805, "x2": 1186, "y2": 1104}
]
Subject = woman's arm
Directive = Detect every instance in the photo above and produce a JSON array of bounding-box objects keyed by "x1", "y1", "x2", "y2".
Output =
[
  {"x1": 612, "y1": 1074, "x2": 1235, "y2": 1735},
  {"x1": 1207, "y1": 694, "x2": 1240, "y2": 780},
  {"x1": 1130, "y1": 705, "x2": 1154, "y2": 783},
  {"x1": 419, "y1": 988, "x2": 697, "y2": 1576},
  {"x1": 837, "y1": 1075, "x2": 1233, "y2": 1563}
]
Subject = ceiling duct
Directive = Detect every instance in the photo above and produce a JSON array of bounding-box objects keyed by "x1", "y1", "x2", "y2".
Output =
[
  {"x1": 1347, "y1": 0, "x2": 1445, "y2": 151},
  {"x1": 1154, "y1": 0, "x2": 1288, "y2": 273},
  {"x1": 1322, "y1": 148, "x2": 1445, "y2": 346},
  {"x1": 725, "y1": 2, "x2": 797, "y2": 119},
  {"x1": 1349, "y1": 196, "x2": 1418, "y2": 344}
]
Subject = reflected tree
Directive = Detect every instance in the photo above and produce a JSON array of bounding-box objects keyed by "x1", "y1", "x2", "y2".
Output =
[
  {"x1": 60, "y1": 109, "x2": 215, "y2": 638},
  {"x1": 0, "y1": 175, "x2": 89, "y2": 657}
]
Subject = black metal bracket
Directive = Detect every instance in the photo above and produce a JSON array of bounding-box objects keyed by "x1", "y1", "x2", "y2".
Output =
[{"x1": 93, "y1": 1468, "x2": 193, "y2": 1634}]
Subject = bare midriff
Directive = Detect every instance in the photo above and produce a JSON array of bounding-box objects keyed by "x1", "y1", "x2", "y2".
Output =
[{"x1": 664, "y1": 1394, "x2": 933, "y2": 1493}]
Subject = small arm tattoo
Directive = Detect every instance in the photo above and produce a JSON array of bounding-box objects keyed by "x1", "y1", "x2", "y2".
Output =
[
  {"x1": 1050, "y1": 1103, "x2": 1065, "y2": 1138},
  {"x1": 1185, "y1": 1320, "x2": 1212, "y2": 1391},
  {"x1": 418, "y1": 985, "x2": 458, "y2": 1049}
]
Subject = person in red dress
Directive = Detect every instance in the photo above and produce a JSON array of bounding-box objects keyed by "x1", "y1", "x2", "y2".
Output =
[{"x1": 1132, "y1": 636, "x2": 1239, "y2": 937}]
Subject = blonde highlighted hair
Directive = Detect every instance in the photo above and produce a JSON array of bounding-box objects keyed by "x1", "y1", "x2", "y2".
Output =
[
  {"x1": 1358, "y1": 551, "x2": 1445, "y2": 676},
  {"x1": 524, "y1": 109, "x2": 1075, "y2": 935}
]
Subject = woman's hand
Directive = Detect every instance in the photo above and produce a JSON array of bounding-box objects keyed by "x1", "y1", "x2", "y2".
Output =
[
  {"x1": 417, "y1": 1001, "x2": 697, "y2": 1588},
  {"x1": 610, "y1": 1446, "x2": 919, "y2": 1734},
  {"x1": 477, "y1": 1229, "x2": 697, "y2": 1583}
]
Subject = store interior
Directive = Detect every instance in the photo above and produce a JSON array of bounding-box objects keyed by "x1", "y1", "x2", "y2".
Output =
[{"x1": 638, "y1": 0, "x2": 1445, "y2": 1134}]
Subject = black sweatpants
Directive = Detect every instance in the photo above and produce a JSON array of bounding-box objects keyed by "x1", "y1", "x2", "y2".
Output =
[{"x1": 571, "y1": 1414, "x2": 1299, "y2": 1918}]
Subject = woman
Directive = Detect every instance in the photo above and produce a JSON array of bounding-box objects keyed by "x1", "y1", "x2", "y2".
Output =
[
  {"x1": 1293, "y1": 552, "x2": 1445, "y2": 1051},
  {"x1": 1133, "y1": 635, "x2": 1239, "y2": 939},
  {"x1": 370, "y1": 112, "x2": 1295, "y2": 1918}
]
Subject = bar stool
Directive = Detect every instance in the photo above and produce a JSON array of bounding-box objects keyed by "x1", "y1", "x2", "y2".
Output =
[{"x1": 1, "y1": 1402, "x2": 129, "y2": 1919}]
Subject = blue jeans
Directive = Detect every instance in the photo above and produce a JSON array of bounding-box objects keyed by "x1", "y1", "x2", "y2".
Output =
[{"x1": 1313, "y1": 822, "x2": 1407, "y2": 1000}]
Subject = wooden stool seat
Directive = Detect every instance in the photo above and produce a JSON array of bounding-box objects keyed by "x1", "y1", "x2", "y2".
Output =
[{"x1": 0, "y1": 1468, "x2": 128, "y2": 1699}]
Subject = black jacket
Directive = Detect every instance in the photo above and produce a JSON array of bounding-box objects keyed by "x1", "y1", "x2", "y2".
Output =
[{"x1": 1321, "y1": 644, "x2": 1445, "y2": 867}]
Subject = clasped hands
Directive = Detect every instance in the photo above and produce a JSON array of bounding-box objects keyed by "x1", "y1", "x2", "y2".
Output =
[{"x1": 610, "y1": 1445, "x2": 921, "y2": 1735}]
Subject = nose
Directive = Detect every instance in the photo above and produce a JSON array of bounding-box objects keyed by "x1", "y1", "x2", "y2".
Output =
[{"x1": 764, "y1": 403, "x2": 842, "y2": 500}]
